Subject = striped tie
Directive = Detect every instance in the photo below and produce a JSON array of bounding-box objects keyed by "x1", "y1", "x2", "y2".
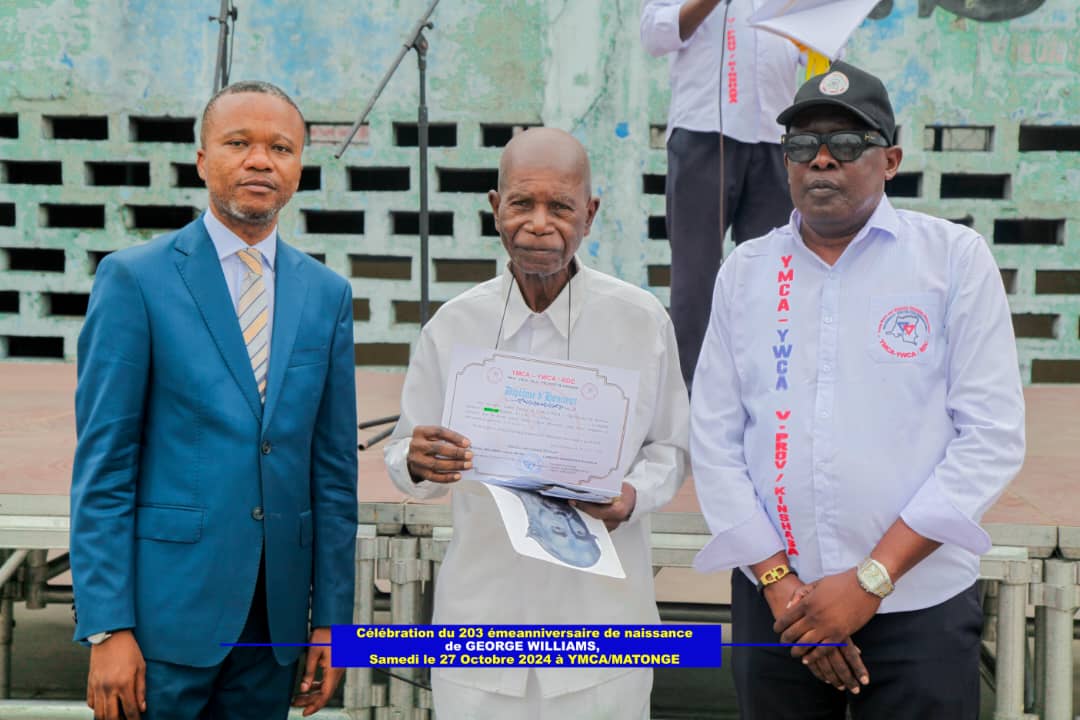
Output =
[{"x1": 236, "y1": 248, "x2": 269, "y2": 402}]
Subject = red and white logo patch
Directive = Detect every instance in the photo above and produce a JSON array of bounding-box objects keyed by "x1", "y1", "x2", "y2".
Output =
[{"x1": 877, "y1": 306, "x2": 931, "y2": 358}]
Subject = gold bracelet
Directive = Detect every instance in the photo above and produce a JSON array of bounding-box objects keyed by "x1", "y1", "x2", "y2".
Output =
[{"x1": 758, "y1": 564, "x2": 793, "y2": 590}]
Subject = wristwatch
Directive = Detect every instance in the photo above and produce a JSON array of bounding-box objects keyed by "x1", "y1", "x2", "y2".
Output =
[
  {"x1": 87, "y1": 631, "x2": 113, "y2": 645},
  {"x1": 856, "y1": 558, "x2": 894, "y2": 599},
  {"x1": 756, "y1": 563, "x2": 795, "y2": 594}
]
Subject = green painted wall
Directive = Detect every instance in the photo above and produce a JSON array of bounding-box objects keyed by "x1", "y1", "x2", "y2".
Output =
[{"x1": 0, "y1": 0, "x2": 1077, "y2": 381}]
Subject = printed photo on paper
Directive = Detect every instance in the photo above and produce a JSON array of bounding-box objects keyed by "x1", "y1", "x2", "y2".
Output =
[{"x1": 485, "y1": 483, "x2": 625, "y2": 578}]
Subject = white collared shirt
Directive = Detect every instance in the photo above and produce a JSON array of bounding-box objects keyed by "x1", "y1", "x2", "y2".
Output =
[
  {"x1": 384, "y1": 260, "x2": 690, "y2": 697},
  {"x1": 203, "y1": 209, "x2": 277, "y2": 349},
  {"x1": 690, "y1": 197, "x2": 1026, "y2": 612},
  {"x1": 641, "y1": 0, "x2": 804, "y2": 144}
]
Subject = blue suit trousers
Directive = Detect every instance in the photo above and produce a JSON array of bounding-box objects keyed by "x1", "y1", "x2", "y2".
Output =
[{"x1": 136, "y1": 560, "x2": 297, "y2": 720}]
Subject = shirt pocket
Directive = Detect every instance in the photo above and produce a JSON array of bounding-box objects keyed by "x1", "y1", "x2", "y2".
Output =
[{"x1": 865, "y1": 293, "x2": 942, "y2": 366}]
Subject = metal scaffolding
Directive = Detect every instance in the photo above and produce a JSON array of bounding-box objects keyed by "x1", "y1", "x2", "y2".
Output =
[{"x1": 0, "y1": 500, "x2": 1076, "y2": 719}]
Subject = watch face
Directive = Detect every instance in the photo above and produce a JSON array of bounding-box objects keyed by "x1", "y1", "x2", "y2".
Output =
[{"x1": 859, "y1": 560, "x2": 892, "y2": 596}]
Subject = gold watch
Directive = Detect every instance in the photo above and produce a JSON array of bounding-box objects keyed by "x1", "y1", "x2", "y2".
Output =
[{"x1": 856, "y1": 557, "x2": 894, "y2": 598}]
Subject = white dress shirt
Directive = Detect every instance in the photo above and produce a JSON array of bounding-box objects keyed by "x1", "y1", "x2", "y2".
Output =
[
  {"x1": 385, "y1": 259, "x2": 690, "y2": 697},
  {"x1": 640, "y1": 0, "x2": 803, "y2": 144},
  {"x1": 203, "y1": 209, "x2": 277, "y2": 350},
  {"x1": 690, "y1": 197, "x2": 1025, "y2": 613}
]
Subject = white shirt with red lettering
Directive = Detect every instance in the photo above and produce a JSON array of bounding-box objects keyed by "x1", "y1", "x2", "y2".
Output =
[
  {"x1": 640, "y1": 0, "x2": 803, "y2": 144},
  {"x1": 690, "y1": 196, "x2": 1026, "y2": 613}
]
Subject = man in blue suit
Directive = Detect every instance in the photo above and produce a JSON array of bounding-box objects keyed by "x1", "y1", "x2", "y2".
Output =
[{"x1": 70, "y1": 80, "x2": 358, "y2": 720}]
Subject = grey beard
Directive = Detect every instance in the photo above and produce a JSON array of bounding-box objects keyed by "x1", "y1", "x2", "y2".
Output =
[{"x1": 216, "y1": 196, "x2": 281, "y2": 225}]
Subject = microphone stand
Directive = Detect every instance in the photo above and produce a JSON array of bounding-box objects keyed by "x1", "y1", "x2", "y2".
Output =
[
  {"x1": 209, "y1": 0, "x2": 239, "y2": 93},
  {"x1": 337, "y1": 0, "x2": 440, "y2": 329},
  {"x1": 336, "y1": 0, "x2": 441, "y2": 450},
  {"x1": 717, "y1": 0, "x2": 733, "y2": 264}
]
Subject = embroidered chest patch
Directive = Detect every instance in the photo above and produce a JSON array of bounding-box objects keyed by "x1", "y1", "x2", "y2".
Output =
[{"x1": 876, "y1": 305, "x2": 931, "y2": 358}]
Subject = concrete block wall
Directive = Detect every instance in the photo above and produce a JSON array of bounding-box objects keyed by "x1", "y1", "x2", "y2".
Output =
[{"x1": 0, "y1": 0, "x2": 1077, "y2": 382}]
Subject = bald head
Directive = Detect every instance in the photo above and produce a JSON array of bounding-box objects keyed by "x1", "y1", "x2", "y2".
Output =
[
  {"x1": 498, "y1": 127, "x2": 592, "y2": 200},
  {"x1": 488, "y1": 127, "x2": 600, "y2": 312}
]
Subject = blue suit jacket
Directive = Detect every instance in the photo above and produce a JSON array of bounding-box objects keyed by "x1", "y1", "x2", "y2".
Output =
[{"x1": 70, "y1": 217, "x2": 358, "y2": 667}]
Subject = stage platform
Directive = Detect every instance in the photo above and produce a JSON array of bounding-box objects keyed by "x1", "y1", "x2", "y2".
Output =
[{"x1": 0, "y1": 362, "x2": 1076, "y2": 549}]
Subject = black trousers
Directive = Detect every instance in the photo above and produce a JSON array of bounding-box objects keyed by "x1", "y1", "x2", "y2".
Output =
[
  {"x1": 665, "y1": 129, "x2": 792, "y2": 388},
  {"x1": 730, "y1": 571, "x2": 983, "y2": 720}
]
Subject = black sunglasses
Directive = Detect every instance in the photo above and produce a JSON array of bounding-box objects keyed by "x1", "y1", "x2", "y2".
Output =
[{"x1": 781, "y1": 130, "x2": 890, "y2": 163}]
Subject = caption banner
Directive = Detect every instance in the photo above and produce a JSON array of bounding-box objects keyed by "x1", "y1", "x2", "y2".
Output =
[{"x1": 331, "y1": 624, "x2": 722, "y2": 668}]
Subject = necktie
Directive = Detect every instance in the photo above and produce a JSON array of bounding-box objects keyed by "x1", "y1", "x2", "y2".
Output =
[{"x1": 237, "y1": 248, "x2": 269, "y2": 402}]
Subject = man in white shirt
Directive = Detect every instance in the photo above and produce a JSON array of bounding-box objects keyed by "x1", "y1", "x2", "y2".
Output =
[
  {"x1": 384, "y1": 127, "x2": 689, "y2": 719},
  {"x1": 641, "y1": 0, "x2": 801, "y2": 388},
  {"x1": 691, "y1": 61, "x2": 1025, "y2": 719}
]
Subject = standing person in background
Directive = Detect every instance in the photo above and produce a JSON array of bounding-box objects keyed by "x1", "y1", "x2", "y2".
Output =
[
  {"x1": 70, "y1": 81, "x2": 358, "y2": 720},
  {"x1": 641, "y1": 0, "x2": 802, "y2": 389}
]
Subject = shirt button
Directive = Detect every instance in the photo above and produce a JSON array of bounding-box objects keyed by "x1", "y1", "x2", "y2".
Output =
[
  {"x1": 261, "y1": 441, "x2": 272, "y2": 455},
  {"x1": 821, "y1": 411, "x2": 829, "y2": 418},
  {"x1": 251, "y1": 506, "x2": 264, "y2": 521},
  {"x1": 824, "y1": 316, "x2": 834, "y2": 324},
  {"x1": 823, "y1": 364, "x2": 832, "y2": 373}
]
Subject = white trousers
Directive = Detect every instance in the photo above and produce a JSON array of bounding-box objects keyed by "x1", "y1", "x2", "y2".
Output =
[{"x1": 431, "y1": 669, "x2": 651, "y2": 720}]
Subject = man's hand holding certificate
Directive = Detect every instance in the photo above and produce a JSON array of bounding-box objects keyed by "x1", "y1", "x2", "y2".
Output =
[
  {"x1": 440, "y1": 345, "x2": 640, "y2": 504},
  {"x1": 405, "y1": 425, "x2": 474, "y2": 484}
]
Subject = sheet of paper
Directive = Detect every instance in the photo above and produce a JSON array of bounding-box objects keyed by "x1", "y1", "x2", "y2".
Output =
[
  {"x1": 441, "y1": 345, "x2": 639, "y2": 500},
  {"x1": 748, "y1": 0, "x2": 881, "y2": 59},
  {"x1": 484, "y1": 483, "x2": 625, "y2": 578}
]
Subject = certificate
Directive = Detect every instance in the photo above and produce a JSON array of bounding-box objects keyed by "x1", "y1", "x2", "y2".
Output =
[{"x1": 441, "y1": 345, "x2": 639, "y2": 502}]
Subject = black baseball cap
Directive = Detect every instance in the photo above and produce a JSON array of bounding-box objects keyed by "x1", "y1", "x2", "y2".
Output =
[{"x1": 777, "y1": 61, "x2": 896, "y2": 145}]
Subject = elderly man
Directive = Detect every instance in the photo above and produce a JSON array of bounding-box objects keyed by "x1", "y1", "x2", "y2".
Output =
[
  {"x1": 384, "y1": 127, "x2": 689, "y2": 718},
  {"x1": 691, "y1": 61, "x2": 1024, "y2": 719},
  {"x1": 71, "y1": 81, "x2": 357, "y2": 720}
]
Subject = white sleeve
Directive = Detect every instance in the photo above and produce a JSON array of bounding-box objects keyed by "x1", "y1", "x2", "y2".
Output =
[
  {"x1": 691, "y1": 255, "x2": 785, "y2": 572},
  {"x1": 384, "y1": 328, "x2": 450, "y2": 501},
  {"x1": 640, "y1": 0, "x2": 691, "y2": 57},
  {"x1": 621, "y1": 313, "x2": 690, "y2": 522},
  {"x1": 899, "y1": 236, "x2": 1026, "y2": 554}
]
